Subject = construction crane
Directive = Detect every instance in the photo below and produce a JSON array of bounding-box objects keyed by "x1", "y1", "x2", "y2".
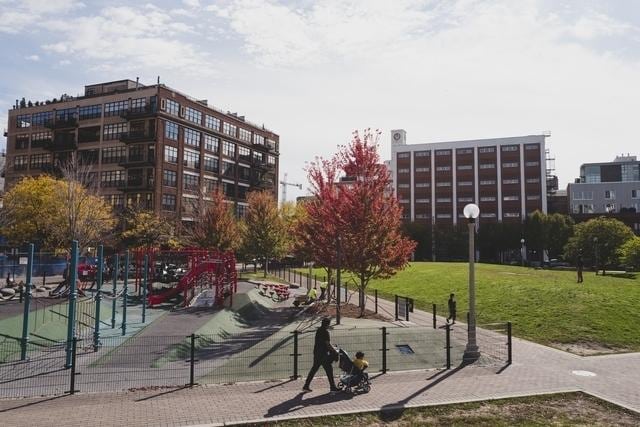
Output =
[{"x1": 279, "y1": 173, "x2": 302, "y2": 205}]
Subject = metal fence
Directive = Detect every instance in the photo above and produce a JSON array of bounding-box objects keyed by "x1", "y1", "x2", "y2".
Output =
[{"x1": 0, "y1": 323, "x2": 511, "y2": 399}]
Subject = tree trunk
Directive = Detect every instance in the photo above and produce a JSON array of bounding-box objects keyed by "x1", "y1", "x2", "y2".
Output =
[
  {"x1": 264, "y1": 256, "x2": 268, "y2": 278},
  {"x1": 359, "y1": 273, "x2": 367, "y2": 317}
]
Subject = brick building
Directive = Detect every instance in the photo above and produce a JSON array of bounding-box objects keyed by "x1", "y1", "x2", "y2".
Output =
[
  {"x1": 4, "y1": 79, "x2": 279, "y2": 222},
  {"x1": 389, "y1": 130, "x2": 548, "y2": 224}
]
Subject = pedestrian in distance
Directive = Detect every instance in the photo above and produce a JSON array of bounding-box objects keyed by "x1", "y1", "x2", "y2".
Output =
[
  {"x1": 576, "y1": 253, "x2": 584, "y2": 283},
  {"x1": 303, "y1": 317, "x2": 339, "y2": 392},
  {"x1": 319, "y1": 281, "x2": 328, "y2": 301},
  {"x1": 446, "y1": 293, "x2": 456, "y2": 324}
]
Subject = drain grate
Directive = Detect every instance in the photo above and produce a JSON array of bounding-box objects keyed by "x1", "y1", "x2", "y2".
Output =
[{"x1": 396, "y1": 344, "x2": 414, "y2": 355}]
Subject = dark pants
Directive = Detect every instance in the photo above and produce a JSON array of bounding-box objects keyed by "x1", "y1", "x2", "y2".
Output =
[
  {"x1": 577, "y1": 269, "x2": 583, "y2": 283},
  {"x1": 447, "y1": 311, "x2": 456, "y2": 323},
  {"x1": 304, "y1": 355, "x2": 336, "y2": 389},
  {"x1": 319, "y1": 288, "x2": 326, "y2": 301}
]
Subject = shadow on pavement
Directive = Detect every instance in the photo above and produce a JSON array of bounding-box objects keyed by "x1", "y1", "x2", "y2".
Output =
[
  {"x1": 0, "y1": 394, "x2": 68, "y2": 413},
  {"x1": 379, "y1": 365, "x2": 466, "y2": 420},
  {"x1": 265, "y1": 391, "x2": 354, "y2": 418}
]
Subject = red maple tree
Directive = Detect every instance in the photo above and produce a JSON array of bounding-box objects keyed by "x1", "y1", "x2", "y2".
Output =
[{"x1": 303, "y1": 129, "x2": 416, "y2": 315}]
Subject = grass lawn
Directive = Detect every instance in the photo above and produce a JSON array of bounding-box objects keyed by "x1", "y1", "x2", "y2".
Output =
[
  {"x1": 296, "y1": 263, "x2": 640, "y2": 352},
  {"x1": 259, "y1": 392, "x2": 640, "y2": 426}
]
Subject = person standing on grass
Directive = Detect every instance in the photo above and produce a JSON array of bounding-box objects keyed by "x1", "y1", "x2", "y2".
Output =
[
  {"x1": 577, "y1": 253, "x2": 584, "y2": 283},
  {"x1": 319, "y1": 281, "x2": 328, "y2": 301},
  {"x1": 446, "y1": 293, "x2": 457, "y2": 324},
  {"x1": 303, "y1": 317, "x2": 339, "y2": 392}
]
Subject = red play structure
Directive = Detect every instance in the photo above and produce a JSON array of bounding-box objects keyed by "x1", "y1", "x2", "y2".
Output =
[{"x1": 132, "y1": 248, "x2": 237, "y2": 308}]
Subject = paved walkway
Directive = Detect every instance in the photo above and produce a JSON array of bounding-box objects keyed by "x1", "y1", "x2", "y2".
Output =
[{"x1": 1, "y1": 293, "x2": 640, "y2": 426}]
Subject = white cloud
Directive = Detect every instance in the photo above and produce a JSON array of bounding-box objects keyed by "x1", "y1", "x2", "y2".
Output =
[
  {"x1": 204, "y1": 0, "x2": 640, "y2": 190},
  {"x1": 38, "y1": 5, "x2": 213, "y2": 76},
  {"x1": 182, "y1": 0, "x2": 201, "y2": 8},
  {"x1": 24, "y1": 54, "x2": 40, "y2": 61},
  {"x1": 0, "y1": 0, "x2": 82, "y2": 34}
]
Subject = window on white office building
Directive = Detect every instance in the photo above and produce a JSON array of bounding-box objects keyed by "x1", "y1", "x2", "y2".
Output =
[
  {"x1": 480, "y1": 180, "x2": 496, "y2": 185},
  {"x1": 527, "y1": 195, "x2": 541, "y2": 200},
  {"x1": 480, "y1": 196, "x2": 496, "y2": 202},
  {"x1": 415, "y1": 182, "x2": 430, "y2": 187},
  {"x1": 458, "y1": 165, "x2": 473, "y2": 170},
  {"x1": 458, "y1": 197, "x2": 473, "y2": 203},
  {"x1": 501, "y1": 145, "x2": 518, "y2": 152},
  {"x1": 436, "y1": 166, "x2": 451, "y2": 171},
  {"x1": 436, "y1": 213, "x2": 452, "y2": 218},
  {"x1": 502, "y1": 162, "x2": 519, "y2": 168},
  {"x1": 398, "y1": 183, "x2": 410, "y2": 188},
  {"x1": 479, "y1": 163, "x2": 495, "y2": 169},
  {"x1": 504, "y1": 195, "x2": 519, "y2": 201},
  {"x1": 479, "y1": 147, "x2": 495, "y2": 153},
  {"x1": 415, "y1": 167, "x2": 430, "y2": 172},
  {"x1": 503, "y1": 179, "x2": 519, "y2": 184},
  {"x1": 633, "y1": 189, "x2": 640, "y2": 199},
  {"x1": 397, "y1": 152, "x2": 410, "y2": 159},
  {"x1": 481, "y1": 212, "x2": 497, "y2": 218},
  {"x1": 436, "y1": 198, "x2": 451, "y2": 203},
  {"x1": 526, "y1": 161, "x2": 539, "y2": 167},
  {"x1": 416, "y1": 198, "x2": 430, "y2": 203},
  {"x1": 504, "y1": 212, "x2": 521, "y2": 218},
  {"x1": 605, "y1": 190, "x2": 615, "y2": 199},
  {"x1": 436, "y1": 182, "x2": 451, "y2": 187},
  {"x1": 526, "y1": 178, "x2": 540, "y2": 184},
  {"x1": 415, "y1": 151, "x2": 429, "y2": 157},
  {"x1": 458, "y1": 181, "x2": 472, "y2": 186},
  {"x1": 398, "y1": 168, "x2": 410, "y2": 173}
]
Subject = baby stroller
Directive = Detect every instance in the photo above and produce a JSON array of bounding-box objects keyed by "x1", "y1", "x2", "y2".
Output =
[{"x1": 336, "y1": 348, "x2": 371, "y2": 393}]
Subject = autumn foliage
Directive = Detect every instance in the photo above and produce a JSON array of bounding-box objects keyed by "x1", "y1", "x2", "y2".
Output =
[{"x1": 301, "y1": 129, "x2": 416, "y2": 314}]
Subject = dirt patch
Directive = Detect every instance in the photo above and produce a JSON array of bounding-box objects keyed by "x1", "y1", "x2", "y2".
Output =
[
  {"x1": 306, "y1": 302, "x2": 389, "y2": 321},
  {"x1": 552, "y1": 341, "x2": 627, "y2": 356}
]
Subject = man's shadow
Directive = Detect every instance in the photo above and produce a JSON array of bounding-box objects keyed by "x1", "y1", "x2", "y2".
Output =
[{"x1": 265, "y1": 391, "x2": 353, "y2": 418}]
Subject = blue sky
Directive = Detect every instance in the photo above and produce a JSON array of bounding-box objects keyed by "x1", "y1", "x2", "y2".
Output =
[{"x1": 1, "y1": 0, "x2": 639, "y2": 201}]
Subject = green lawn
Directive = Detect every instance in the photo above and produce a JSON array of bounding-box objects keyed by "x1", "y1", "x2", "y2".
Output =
[{"x1": 296, "y1": 263, "x2": 640, "y2": 352}]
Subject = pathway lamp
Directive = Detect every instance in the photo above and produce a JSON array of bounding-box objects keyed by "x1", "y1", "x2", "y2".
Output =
[
  {"x1": 463, "y1": 203, "x2": 481, "y2": 363},
  {"x1": 520, "y1": 238, "x2": 525, "y2": 267},
  {"x1": 593, "y1": 237, "x2": 599, "y2": 275}
]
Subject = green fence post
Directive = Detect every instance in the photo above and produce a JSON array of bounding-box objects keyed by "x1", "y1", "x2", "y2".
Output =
[
  {"x1": 375, "y1": 289, "x2": 378, "y2": 314},
  {"x1": 142, "y1": 254, "x2": 148, "y2": 323},
  {"x1": 122, "y1": 250, "x2": 129, "y2": 336},
  {"x1": 111, "y1": 254, "x2": 119, "y2": 329},
  {"x1": 65, "y1": 240, "x2": 79, "y2": 368},
  {"x1": 394, "y1": 295, "x2": 399, "y2": 320},
  {"x1": 93, "y1": 244, "x2": 103, "y2": 351},
  {"x1": 20, "y1": 243, "x2": 34, "y2": 360},
  {"x1": 381, "y1": 327, "x2": 387, "y2": 373}
]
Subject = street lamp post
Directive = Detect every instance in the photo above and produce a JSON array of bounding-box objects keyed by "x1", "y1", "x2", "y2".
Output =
[
  {"x1": 463, "y1": 204, "x2": 481, "y2": 363},
  {"x1": 520, "y1": 238, "x2": 525, "y2": 267},
  {"x1": 336, "y1": 236, "x2": 341, "y2": 326},
  {"x1": 593, "y1": 237, "x2": 599, "y2": 275}
]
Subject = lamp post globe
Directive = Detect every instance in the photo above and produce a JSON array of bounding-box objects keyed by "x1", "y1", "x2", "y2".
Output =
[
  {"x1": 520, "y1": 238, "x2": 525, "y2": 267},
  {"x1": 462, "y1": 204, "x2": 480, "y2": 363}
]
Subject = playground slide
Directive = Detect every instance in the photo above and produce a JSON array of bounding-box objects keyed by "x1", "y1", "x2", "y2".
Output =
[{"x1": 147, "y1": 261, "x2": 217, "y2": 307}]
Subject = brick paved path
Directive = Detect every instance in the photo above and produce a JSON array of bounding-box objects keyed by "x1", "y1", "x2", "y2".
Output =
[{"x1": 1, "y1": 294, "x2": 639, "y2": 426}]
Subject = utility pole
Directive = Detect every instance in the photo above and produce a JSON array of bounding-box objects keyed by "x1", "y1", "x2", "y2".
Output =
[{"x1": 279, "y1": 172, "x2": 302, "y2": 206}]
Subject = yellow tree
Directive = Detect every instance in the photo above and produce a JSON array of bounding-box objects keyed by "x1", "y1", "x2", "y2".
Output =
[
  {"x1": 242, "y1": 191, "x2": 288, "y2": 277},
  {"x1": 1, "y1": 176, "x2": 64, "y2": 248}
]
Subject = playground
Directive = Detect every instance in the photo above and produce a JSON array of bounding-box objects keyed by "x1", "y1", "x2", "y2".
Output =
[{"x1": 0, "y1": 244, "x2": 512, "y2": 400}]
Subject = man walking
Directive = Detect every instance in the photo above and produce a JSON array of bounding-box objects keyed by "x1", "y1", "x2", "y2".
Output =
[
  {"x1": 303, "y1": 317, "x2": 339, "y2": 392},
  {"x1": 577, "y1": 253, "x2": 584, "y2": 283},
  {"x1": 319, "y1": 281, "x2": 328, "y2": 301},
  {"x1": 446, "y1": 293, "x2": 457, "y2": 324}
]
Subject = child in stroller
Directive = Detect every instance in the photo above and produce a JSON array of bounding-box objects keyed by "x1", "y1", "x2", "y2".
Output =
[{"x1": 336, "y1": 348, "x2": 371, "y2": 393}]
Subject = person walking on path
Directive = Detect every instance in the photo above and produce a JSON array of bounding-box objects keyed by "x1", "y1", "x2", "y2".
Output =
[
  {"x1": 319, "y1": 281, "x2": 328, "y2": 301},
  {"x1": 303, "y1": 317, "x2": 339, "y2": 392},
  {"x1": 577, "y1": 254, "x2": 584, "y2": 283},
  {"x1": 446, "y1": 293, "x2": 457, "y2": 324}
]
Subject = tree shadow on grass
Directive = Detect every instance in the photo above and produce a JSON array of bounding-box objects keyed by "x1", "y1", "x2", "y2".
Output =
[{"x1": 605, "y1": 272, "x2": 637, "y2": 280}]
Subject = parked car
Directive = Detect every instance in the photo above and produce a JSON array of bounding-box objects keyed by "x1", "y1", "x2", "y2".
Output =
[{"x1": 544, "y1": 259, "x2": 571, "y2": 268}]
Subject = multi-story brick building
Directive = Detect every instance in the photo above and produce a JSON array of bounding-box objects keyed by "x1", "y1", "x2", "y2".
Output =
[
  {"x1": 4, "y1": 79, "x2": 279, "y2": 221},
  {"x1": 389, "y1": 130, "x2": 547, "y2": 224}
]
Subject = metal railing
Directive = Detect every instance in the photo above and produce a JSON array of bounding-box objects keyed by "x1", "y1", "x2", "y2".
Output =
[{"x1": 0, "y1": 322, "x2": 512, "y2": 398}]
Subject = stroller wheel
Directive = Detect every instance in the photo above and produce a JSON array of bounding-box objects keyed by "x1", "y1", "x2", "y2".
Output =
[
  {"x1": 336, "y1": 381, "x2": 344, "y2": 390},
  {"x1": 362, "y1": 383, "x2": 371, "y2": 393}
]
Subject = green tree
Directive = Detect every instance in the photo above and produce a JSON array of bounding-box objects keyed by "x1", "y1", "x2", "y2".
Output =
[
  {"x1": 564, "y1": 217, "x2": 634, "y2": 274},
  {"x1": 242, "y1": 191, "x2": 288, "y2": 277},
  {"x1": 546, "y1": 213, "x2": 574, "y2": 259},
  {"x1": 524, "y1": 210, "x2": 547, "y2": 263},
  {"x1": 121, "y1": 209, "x2": 173, "y2": 249},
  {"x1": 619, "y1": 237, "x2": 640, "y2": 271}
]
